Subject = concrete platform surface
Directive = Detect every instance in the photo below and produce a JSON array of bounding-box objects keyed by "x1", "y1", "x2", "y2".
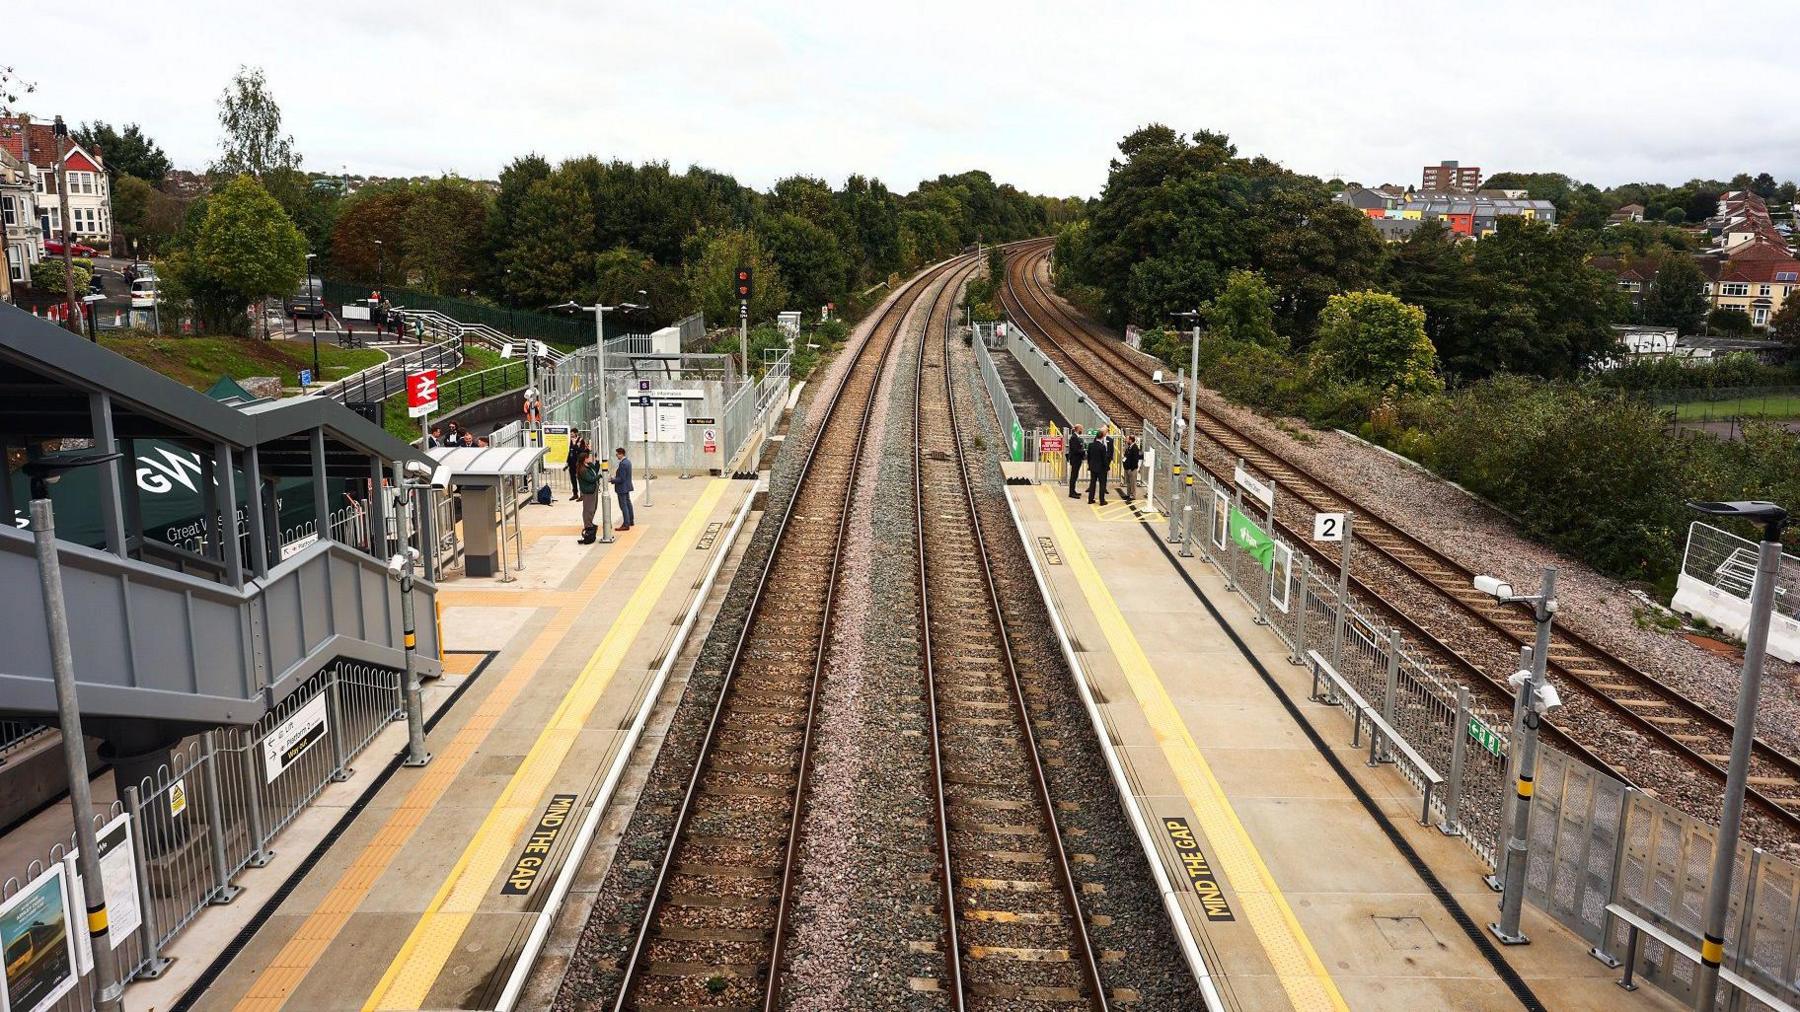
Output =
[
  {"x1": 94, "y1": 475, "x2": 758, "y2": 1012},
  {"x1": 1008, "y1": 481, "x2": 1682, "y2": 1012}
]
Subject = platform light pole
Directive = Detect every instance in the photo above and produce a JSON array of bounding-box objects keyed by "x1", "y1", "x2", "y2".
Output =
[
  {"x1": 553, "y1": 292, "x2": 646, "y2": 543},
  {"x1": 25, "y1": 451, "x2": 126, "y2": 1012},
  {"x1": 1475, "y1": 566, "x2": 1561, "y2": 945},
  {"x1": 1689, "y1": 500, "x2": 1789, "y2": 1009}
]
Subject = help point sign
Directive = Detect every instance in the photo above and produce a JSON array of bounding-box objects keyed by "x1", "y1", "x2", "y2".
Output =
[{"x1": 407, "y1": 370, "x2": 439, "y2": 418}]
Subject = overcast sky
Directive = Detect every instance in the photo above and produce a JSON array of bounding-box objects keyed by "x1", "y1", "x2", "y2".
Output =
[{"x1": 18, "y1": 1, "x2": 1800, "y2": 198}]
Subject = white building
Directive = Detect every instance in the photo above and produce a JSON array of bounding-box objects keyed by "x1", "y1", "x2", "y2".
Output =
[
  {"x1": 0, "y1": 116, "x2": 113, "y2": 252},
  {"x1": 0, "y1": 145, "x2": 38, "y2": 294}
]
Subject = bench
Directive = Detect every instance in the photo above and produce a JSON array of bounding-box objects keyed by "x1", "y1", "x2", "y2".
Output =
[
  {"x1": 1604, "y1": 903, "x2": 1797, "y2": 1010},
  {"x1": 1306, "y1": 650, "x2": 1445, "y2": 826}
]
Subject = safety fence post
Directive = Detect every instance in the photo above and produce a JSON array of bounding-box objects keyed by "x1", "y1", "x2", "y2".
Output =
[
  {"x1": 239, "y1": 734, "x2": 273, "y2": 867},
  {"x1": 199, "y1": 731, "x2": 240, "y2": 903},
  {"x1": 123, "y1": 785, "x2": 174, "y2": 977},
  {"x1": 1291, "y1": 558, "x2": 1310, "y2": 665},
  {"x1": 326, "y1": 670, "x2": 352, "y2": 782},
  {"x1": 1380, "y1": 628, "x2": 1402, "y2": 761},
  {"x1": 1440, "y1": 685, "x2": 1470, "y2": 837}
]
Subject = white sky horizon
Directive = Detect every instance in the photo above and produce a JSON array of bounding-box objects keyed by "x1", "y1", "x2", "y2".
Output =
[{"x1": 18, "y1": 0, "x2": 1799, "y2": 199}]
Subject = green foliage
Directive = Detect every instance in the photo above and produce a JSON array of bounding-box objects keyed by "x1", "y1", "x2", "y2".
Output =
[
  {"x1": 211, "y1": 66, "x2": 299, "y2": 178},
  {"x1": 1206, "y1": 270, "x2": 1281, "y2": 348},
  {"x1": 330, "y1": 184, "x2": 415, "y2": 283},
  {"x1": 1663, "y1": 207, "x2": 1687, "y2": 225},
  {"x1": 686, "y1": 228, "x2": 788, "y2": 325},
  {"x1": 1311, "y1": 291, "x2": 1441, "y2": 395},
  {"x1": 74, "y1": 121, "x2": 170, "y2": 182},
  {"x1": 159, "y1": 174, "x2": 306, "y2": 333},
  {"x1": 402, "y1": 178, "x2": 492, "y2": 296},
  {"x1": 111, "y1": 174, "x2": 153, "y2": 247},
  {"x1": 28, "y1": 256, "x2": 90, "y2": 295},
  {"x1": 1708, "y1": 307, "x2": 1753, "y2": 335},
  {"x1": 1641, "y1": 253, "x2": 1709, "y2": 334},
  {"x1": 760, "y1": 211, "x2": 847, "y2": 312},
  {"x1": 1769, "y1": 300, "x2": 1800, "y2": 347}
]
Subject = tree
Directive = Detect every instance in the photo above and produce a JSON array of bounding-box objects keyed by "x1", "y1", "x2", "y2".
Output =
[
  {"x1": 1663, "y1": 207, "x2": 1687, "y2": 226},
  {"x1": 1465, "y1": 218, "x2": 1626, "y2": 377},
  {"x1": 1311, "y1": 291, "x2": 1441, "y2": 395},
  {"x1": 495, "y1": 172, "x2": 597, "y2": 307},
  {"x1": 1708, "y1": 307, "x2": 1753, "y2": 336},
  {"x1": 111, "y1": 175, "x2": 153, "y2": 249},
  {"x1": 1381, "y1": 221, "x2": 1485, "y2": 379},
  {"x1": 684, "y1": 228, "x2": 787, "y2": 325},
  {"x1": 1206, "y1": 269, "x2": 1281, "y2": 347},
  {"x1": 759, "y1": 211, "x2": 847, "y2": 313},
  {"x1": 211, "y1": 66, "x2": 299, "y2": 179},
  {"x1": 159, "y1": 175, "x2": 306, "y2": 332},
  {"x1": 27, "y1": 257, "x2": 90, "y2": 296},
  {"x1": 1769, "y1": 300, "x2": 1800, "y2": 348},
  {"x1": 73, "y1": 122, "x2": 170, "y2": 182},
  {"x1": 1641, "y1": 253, "x2": 1709, "y2": 334},
  {"x1": 592, "y1": 246, "x2": 686, "y2": 325},
  {"x1": 328, "y1": 186, "x2": 415, "y2": 281},
  {"x1": 402, "y1": 178, "x2": 490, "y2": 295}
]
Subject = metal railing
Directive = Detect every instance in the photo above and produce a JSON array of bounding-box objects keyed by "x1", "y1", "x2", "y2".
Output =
[
  {"x1": 315, "y1": 338, "x2": 463, "y2": 405},
  {"x1": 1, "y1": 659, "x2": 409, "y2": 1010},
  {"x1": 972, "y1": 322, "x2": 1026, "y2": 460}
]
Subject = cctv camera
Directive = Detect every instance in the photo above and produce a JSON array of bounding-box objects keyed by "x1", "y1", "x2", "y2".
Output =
[
  {"x1": 404, "y1": 459, "x2": 435, "y2": 481},
  {"x1": 386, "y1": 553, "x2": 407, "y2": 579},
  {"x1": 1473, "y1": 575, "x2": 1513, "y2": 600}
]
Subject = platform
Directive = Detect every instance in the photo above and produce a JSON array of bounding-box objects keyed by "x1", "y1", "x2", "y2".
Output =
[
  {"x1": 118, "y1": 473, "x2": 757, "y2": 1012},
  {"x1": 1006, "y1": 477, "x2": 1684, "y2": 1012}
]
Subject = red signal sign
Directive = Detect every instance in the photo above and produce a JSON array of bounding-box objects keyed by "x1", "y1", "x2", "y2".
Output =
[{"x1": 735, "y1": 267, "x2": 752, "y2": 301}]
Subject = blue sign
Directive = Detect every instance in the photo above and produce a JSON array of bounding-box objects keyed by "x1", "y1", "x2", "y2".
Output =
[
  {"x1": 637, "y1": 395, "x2": 653, "y2": 407},
  {"x1": 299, "y1": 369, "x2": 312, "y2": 387}
]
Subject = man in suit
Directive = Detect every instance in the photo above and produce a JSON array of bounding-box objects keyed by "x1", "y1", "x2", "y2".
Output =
[
  {"x1": 1065, "y1": 429, "x2": 1086, "y2": 499},
  {"x1": 1086, "y1": 428, "x2": 1112, "y2": 505},
  {"x1": 611, "y1": 447, "x2": 636, "y2": 531},
  {"x1": 576, "y1": 448, "x2": 601, "y2": 543}
]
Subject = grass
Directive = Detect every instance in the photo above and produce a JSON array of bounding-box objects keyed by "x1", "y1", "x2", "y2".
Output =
[
  {"x1": 1672, "y1": 394, "x2": 1800, "y2": 421},
  {"x1": 101, "y1": 333, "x2": 386, "y2": 391},
  {"x1": 379, "y1": 354, "x2": 529, "y2": 443}
]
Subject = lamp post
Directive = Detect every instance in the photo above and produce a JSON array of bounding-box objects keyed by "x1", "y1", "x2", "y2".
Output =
[
  {"x1": 306, "y1": 253, "x2": 320, "y2": 378},
  {"x1": 25, "y1": 450, "x2": 127, "y2": 1012},
  {"x1": 1688, "y1": 500, "x2": 1789, "y2": 1009},
  {"x1": 390, "y1": 461, "x2": 434, "y2": 768},
  {"x1": 553, "y1": 292, "x2": 646, "y2": 544},
  {"x1": 1474, "y1": 567, "x2": 1561, "y2": 945},
  {"x1": 1172, "y1": 310, "x2": 1204, "y2": 547},
  {"x1": 374, "y1": 238, "x2": 384, "y2": 294}
]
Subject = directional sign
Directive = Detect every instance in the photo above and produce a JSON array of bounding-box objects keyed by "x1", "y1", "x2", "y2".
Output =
[
  {"x1": 299, "y1": 369, "x2": 312, "y2": 388},
  {"x1": 407, "y1": 370, "x2": 439, "y2": 418},
  {"x1": 1313, "y1": 512, "x2": 1345, "y2": 542}
]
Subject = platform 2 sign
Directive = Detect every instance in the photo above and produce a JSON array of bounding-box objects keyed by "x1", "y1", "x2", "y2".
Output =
[
  {"x1": 502, "y1": 794, "x2": 578, "y2": 895},
  {"x1": 1163, "y1": 817, "x2": 1234, "y2": 921},
  {"x1": 263, "y1": 693, "x2": 329, "y2": 783}
]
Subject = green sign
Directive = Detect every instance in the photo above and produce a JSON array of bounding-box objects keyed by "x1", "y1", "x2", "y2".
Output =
[
  {"x1": 1228, "y1": 506, "x2": 1275, "y2": 571},
  {"x1": 1467, "y1": 715, "x2": 1505, "y2": 758},
  {"x1": 1009, "y1": 419, "x2": 1025, "y2": 461}
]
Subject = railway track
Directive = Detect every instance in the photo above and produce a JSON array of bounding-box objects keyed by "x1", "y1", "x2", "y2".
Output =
[
  {"x1": 914, "y1": 259, "x2": 1110, "y2": 1010},
  {"x1": 1001, "y1": 238, "x2": 1800, "y2": 846},
  {"x1": 610, "y1": 254, "x2": 972, "y2": 1011}
]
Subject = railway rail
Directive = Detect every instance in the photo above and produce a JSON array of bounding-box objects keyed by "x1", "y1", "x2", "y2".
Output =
[
  {"x1": 1001, "y1": 238, "x2": 1800, "y2": 847},
  {"x1": 610, "y1": 254, "x2": 974, "y2": 1011},
  {"x1": 914, "y1": 260, "x2": 1110, "y2": 1010}
]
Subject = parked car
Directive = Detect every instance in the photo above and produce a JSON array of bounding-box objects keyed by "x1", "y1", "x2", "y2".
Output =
[
  {"x1": 43, "y1": 238, "x2": 100, "y2": 257},
  {"x1": 285, "y1": 277, "x2": 325, "y2": 318},
  {"x1": 129, "y1": 277, "x2": 160, "y2": 309},
  {"x1": 123, "y1": 261, "x2": 156, "y2": 284}
]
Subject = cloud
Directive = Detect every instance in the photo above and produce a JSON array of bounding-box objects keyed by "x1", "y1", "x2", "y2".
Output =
[{"x1": 15, "y1": 0, "x2": 1800, "y2": 196}]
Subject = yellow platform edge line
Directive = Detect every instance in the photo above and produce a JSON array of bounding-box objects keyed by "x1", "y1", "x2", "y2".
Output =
[
  {"x1": 1035, "y1": 485, "x2": 1348, "y2": 1012},
  {"x1": 364, "y1": 479, "x2": 730, "y2": 1011}
]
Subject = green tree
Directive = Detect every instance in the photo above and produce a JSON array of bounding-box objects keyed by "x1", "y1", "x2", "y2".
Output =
[
  {"x1": 760, "y1": 211, "x2": 847, "y2": 313},
  {"x1": 1311, "y1": 291, "x2": 1441, "y2": 395},
  {"x1": 684, "y1": 228, "x2": 787, "y2": 325},
  {"x1": 1663, "y1": 207, "x2": 1686, "y2": 225},
  {"x1": 1769, "y1": 300, "x2": 1800, "y2": 348},
  {"x1": 1641, "y1": 253, "x2": 1709, "y2": 334},
  {"x1": 211, "y1": 66, "x2": 299, "y2": 179},
  {"x1": 484, "y1": 154, "x2": 552, "y2": 295},
  {"x1": 1381, "y1": 221, "x2": 1487, "y2": 379},
  {"x1": 28, "y1": 257, "x2": 91, "y2": 296},
  {"x1": 402, "y1": 178, "x2": 491, "y2": 295},
  {"x1": 1466, "y1": 218, "x2": 1625, "y2": 377},
  {"x1": 1708, "y1": 307, "x2": 1753, "y2": 335},
  {"x1": 111, "y1": 175, "x2": 153, "y2": 249},
  {"x1": 592, "y1": 246, "x2": 686, "y2": 325},
  {"x1": 1206, "y1": 269, "x2": 1281, "y2": 347},
  {"x1": 329, "y1": 185, "x2": 415, "y2": 282},
  {"x1": 496, "y1": 172, "x2": 597, "y2": 306},
  {"x1": 159, "y1": 174, "x2": 306, "y2": 332},
  {"x1": 73, "y1": 121, "x2": 170, "y2": 182}
]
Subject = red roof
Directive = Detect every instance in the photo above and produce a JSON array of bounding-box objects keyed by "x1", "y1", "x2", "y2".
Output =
[
  {"x1": 0, "y1": 117, "x2": 103, "y2": 171},
  {"x1": 1715, "y1": 240, "x2": 1800, "y2": 283}
]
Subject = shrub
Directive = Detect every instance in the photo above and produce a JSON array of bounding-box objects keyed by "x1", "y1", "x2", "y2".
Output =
[
  {"x1": 1708, "y1": 307, "x2": 1753, "y2": 335},
  {"x1": 29, "y1": 257, "x2": 92, "y2": 296}
]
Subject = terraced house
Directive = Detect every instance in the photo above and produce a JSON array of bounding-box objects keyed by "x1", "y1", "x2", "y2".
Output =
[{"x1": 0, "y1": 115, "x2": 113, "y2": 252}]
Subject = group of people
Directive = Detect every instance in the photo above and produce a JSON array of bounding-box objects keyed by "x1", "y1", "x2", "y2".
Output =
[
  {"x1": 427, "y1": 421, "x2": 486, "y2": 448},
  {"x1": 1064, "y1": 427, "x2": 1143, "y2": 506},
  {"x1": 569, "y1": 434, "x2": 636, "y2": 543}
]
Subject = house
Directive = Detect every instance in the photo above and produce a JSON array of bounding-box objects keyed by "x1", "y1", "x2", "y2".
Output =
[
  {"x1": 0, "y1": 145, "x2": 38, "y2": 297},
  {"x1": 1590, "y1": 254, "x2": 1661, "y2": 312},
  {"x1": 0, "y1": 115, "x2": 114, "y2": 252},
  {"x1": 1698, "y1": 239, "x2": 1800, "y2": 329},
  {"x1": 1422, "y1": 159, "x2": 1481, "y2": 193},
  {"x1": 1332, "y1": 186, "x2": 1403, "y2": 218},
  {"x1": 1607, "y1": 203, "x2": 1646, "y2": 225}
]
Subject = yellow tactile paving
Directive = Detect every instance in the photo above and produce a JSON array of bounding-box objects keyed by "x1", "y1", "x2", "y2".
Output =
[
  {"x1": 363, "y1": 479, "x2": 730, "y2": 1010},
  {"x1": 1036, "y1": 485, "x2": 1347, "y2": 1012},
  {"x1": 230, "y1": 518, "x2": 650, "y2": 1011}
]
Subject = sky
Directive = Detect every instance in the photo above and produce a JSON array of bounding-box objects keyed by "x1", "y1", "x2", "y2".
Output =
[{"x1": 17, "y1": 0, "x2": 1800, "y2": 198}]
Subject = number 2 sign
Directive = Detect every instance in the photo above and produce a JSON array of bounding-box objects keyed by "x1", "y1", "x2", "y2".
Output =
[{"x1": 1313, "y1": 512, "x2": 1345, "y2": 542}]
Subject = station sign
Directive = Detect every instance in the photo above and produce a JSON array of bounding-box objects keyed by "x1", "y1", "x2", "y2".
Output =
[
  {"x1": 1313, "y1": 512, "x2": 1345, "y2": 542},
  {"x1": 406, "y1": 370, "x2": 439, "y2": 418},
  {"x1": 1233, "y1": 461, "x2": 1273, "y2": 510},
  {"x1": 1039, "y1": 434, "x2": 1065, "y2": 455}
]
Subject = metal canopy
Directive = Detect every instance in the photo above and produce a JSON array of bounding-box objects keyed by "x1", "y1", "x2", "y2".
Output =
[{"x1": 426, "y1": 445, "x2": 548, "y2": 480}]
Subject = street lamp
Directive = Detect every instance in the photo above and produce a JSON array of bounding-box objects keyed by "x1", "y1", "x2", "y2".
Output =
[
  {"x1": 552, "y1": 292, "x2": 646, "y2": 544},
  {"x1": 1172, "y1": 309, "x2": 1204, "y2": 546},
  {"x1": 306, "y1": 253, "x2": 320, "y2": 380},
  {"x1": 373, "y1": 238, "x2": 384, "y2": 294},
  {"x1": 1687, "y1": 499, "x2": 1789, "y2": 1010},
  {"x1": 1475, "y1": 567, "x2": 1562, "y2": 945},
  {"x1": 24, "y1": 450, "x2": 127, "y2": 1012}
]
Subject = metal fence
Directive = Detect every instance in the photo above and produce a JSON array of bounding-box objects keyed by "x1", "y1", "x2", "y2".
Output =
[
  {"x1": 972, "y1": 322, "x2": 1026, "y2": 461},
  {"x1": 1642, "y1": 385, "x2": 1800, "y2": 422},
  {"x1": 315, "y1": 338, "x2": 463, "y2": 405},
  {"x1": 320, "y1": 278, "x2": 593, "y2": 348},
  {"x1": 1679, "y1": 521, "x2": 1799, "y2": 623},
  {"x1": 1, "y1": 658, "x2": 408, "y2": 1010}
]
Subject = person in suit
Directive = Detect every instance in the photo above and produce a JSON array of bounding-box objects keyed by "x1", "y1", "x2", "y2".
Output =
[
  {"x1": 566, "y1": 432, "x2": 587, "y2": 501},
  {"x1": 1121, "y1": 434, "x2": 1143, "y2": 501},
  {"x1": 1086, "y1": 428, "x2": 1113, "y2": 505},
  {"x1": 1065, "y1": 429, "x2": 1086, "y2": 499},
  {"x1": 611, "y1": 447, "x2": 636, "y2": 531},
  {"x1": 576, "y1": 449, "x2": 601, "y2": 543}
]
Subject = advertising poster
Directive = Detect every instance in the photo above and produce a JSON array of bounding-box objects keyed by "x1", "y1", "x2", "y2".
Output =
[{"x1": 0, "y1": 863, "x2": 79, "y2": 1012}]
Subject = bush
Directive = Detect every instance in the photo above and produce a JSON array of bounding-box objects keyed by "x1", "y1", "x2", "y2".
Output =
[
  {"x1": 1708, "y1": 307, "x2": 1753, "y2": 335},
  {"x1": 29, "y1": 257, "x2": 92, "y2": 296}
]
